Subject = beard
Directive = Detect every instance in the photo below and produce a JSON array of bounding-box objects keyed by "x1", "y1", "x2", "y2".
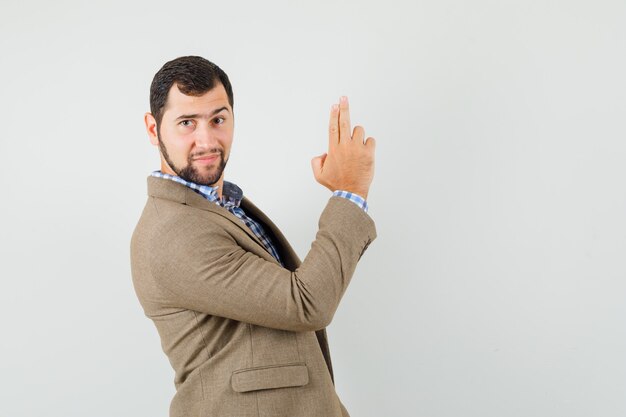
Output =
[{"x1": 157, "y1": 134, "x2": 228, "y2": 186}]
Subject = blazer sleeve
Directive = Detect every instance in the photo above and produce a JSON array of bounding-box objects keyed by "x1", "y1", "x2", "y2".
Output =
[{"x1": 149, "y1": 195, "x2": 377, "y2": 332}]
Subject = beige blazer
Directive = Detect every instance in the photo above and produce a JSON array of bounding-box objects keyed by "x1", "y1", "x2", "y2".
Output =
[{"x1": 130, "y1": 176, "x2": 377, "y2": 417}]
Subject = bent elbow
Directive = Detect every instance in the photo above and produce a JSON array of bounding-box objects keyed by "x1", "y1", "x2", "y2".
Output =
[
  {"x1": 294, "y1": 306, "x2": 332, "y2": 332},
  {"x1": 290, "y1": 272, "x2": 336, "y2": 331},
  {"x1": 307, "y1": 311, "x2": 333, "y2": 331},
  {"x1": 291, "y1": 315, "x2": 331, "y2": 332}
]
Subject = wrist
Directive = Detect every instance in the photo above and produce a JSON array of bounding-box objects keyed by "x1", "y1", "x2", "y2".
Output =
[
  {"x1": 333, "y1": 189, "x2": 368, "y2": 201},
  {"x1": 332, "y1": 189, "x2": 369, "y2": 212}
]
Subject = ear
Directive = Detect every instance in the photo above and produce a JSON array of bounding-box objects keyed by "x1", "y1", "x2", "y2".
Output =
[{"x1": 144, "y1": 112, "x2": 159, "y2": 146}]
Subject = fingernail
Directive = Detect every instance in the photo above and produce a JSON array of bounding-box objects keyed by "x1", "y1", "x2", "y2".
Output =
[
  {"x1": 340, "y1": 96, "x2": 347, "y2": 103},
  {"x1": 332, "y1": 104, "x2": 338, "y2": 111}
]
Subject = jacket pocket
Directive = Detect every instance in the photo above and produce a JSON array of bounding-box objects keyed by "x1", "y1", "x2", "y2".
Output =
[{"x1": 231, "y1": 362, "x2": 309, "y2": 393}]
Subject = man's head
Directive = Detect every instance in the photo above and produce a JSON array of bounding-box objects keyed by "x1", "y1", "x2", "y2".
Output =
[{"x1": 145, "y1": 56, "x2": 235, "y2": 187}]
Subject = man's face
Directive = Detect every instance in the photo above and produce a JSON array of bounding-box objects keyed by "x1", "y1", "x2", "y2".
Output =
[{"x1": 148, "y1": 82, "x2": 234, "y2": 186}]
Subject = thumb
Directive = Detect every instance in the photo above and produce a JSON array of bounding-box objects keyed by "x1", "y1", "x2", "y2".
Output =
[{"x1": 311, "y1": 152, "x2": 327, "y2": 178}]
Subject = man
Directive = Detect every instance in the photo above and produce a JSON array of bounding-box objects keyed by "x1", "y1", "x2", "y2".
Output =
[{"x1": 130, "y1": 55, "x2": 377, "y2": 417}]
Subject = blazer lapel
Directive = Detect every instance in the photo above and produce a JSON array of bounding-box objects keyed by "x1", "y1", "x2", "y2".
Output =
[
  {"x1": 240, "y1": 197, "x2": 302, "y2": 271},
  {"x1": 147, "y1": 176, "x2": 273, "y2": 261},
  {"x1": 146, "y1": 176, "x2": 302, "y2": 269}
]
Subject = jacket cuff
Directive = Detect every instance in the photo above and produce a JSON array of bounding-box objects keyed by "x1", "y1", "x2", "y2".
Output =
[{"x1": 332, "y1": 190, "x2": 369, "y2": 213}]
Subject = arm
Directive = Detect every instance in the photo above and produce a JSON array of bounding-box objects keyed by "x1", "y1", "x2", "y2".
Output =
[{"x1": 149, "y1": 194, "x2": 376, "y2": 332}]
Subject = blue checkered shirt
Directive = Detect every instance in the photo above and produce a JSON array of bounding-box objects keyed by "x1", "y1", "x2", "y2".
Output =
[{"x1": 150, "y1": 170, "x2": 368, "y2": 266}]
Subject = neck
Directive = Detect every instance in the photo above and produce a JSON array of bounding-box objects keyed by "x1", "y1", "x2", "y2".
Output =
[
  {"x1": 213, "y1": 178, "x2": 224, "y2": 200},
  {"x1": 159, "y1": 162, "x2": 225, "y2": 200}
]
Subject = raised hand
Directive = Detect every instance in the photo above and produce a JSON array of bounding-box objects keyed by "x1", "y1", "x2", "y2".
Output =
[{"x1": 311, "y1": 96, "x2": 376, "y2": 200}]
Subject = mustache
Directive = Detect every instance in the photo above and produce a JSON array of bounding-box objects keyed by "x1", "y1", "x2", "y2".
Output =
[{"x1": 190, "y1": 149, "x2": 223, "y2": 160}]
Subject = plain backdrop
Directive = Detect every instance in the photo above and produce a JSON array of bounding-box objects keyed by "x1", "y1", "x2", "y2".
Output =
[{"x1": 1, "y1": 1, "x2": 625, "y2": 416}]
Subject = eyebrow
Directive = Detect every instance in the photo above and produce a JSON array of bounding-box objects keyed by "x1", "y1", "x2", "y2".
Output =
[{"x1": 175, "y1": 106, "x2": 230, "y2": 121}]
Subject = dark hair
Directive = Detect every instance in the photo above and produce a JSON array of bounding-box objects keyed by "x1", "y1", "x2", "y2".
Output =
[{"x1": 149, "y1": 56, "x2": 234, "y2": 127}]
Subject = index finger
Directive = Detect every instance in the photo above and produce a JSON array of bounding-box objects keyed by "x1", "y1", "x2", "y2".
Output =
[
  {"x1": 339, "y1": 96, "x2": 351, "y2": 144},
  {"x1": 328, "y1": 102, "x2": 339, "y2": 150}
]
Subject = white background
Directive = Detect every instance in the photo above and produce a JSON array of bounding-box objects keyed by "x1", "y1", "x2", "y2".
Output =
[{"x1": 1, "y1": 1, "x2": 625, "y2": 416}]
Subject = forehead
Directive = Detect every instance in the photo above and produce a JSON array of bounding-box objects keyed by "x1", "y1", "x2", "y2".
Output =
[{"x1": 163, "y1": 82, "x2": 230, "y2": 117}]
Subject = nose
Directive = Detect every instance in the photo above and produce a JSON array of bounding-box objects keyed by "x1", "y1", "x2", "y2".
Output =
[{"x1": 194, "y1": 123, "x2": 219, "y2": 152}]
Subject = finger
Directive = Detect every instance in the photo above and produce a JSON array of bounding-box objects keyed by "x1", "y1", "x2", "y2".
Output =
[
  {"x1": 339, "y1": 96, "x2": 351, "y2": 144},
  {"x1": 328, "y1": 103, "x2": 339, "y2": 149},
  {"x1": 311, "y1": 153, "x2": 328, "y2": 182},
  {"x1": 352, "y1": 125, "x2": 365, "y2": 144},
  {"x1": 365, "y1": 136, "x2": 376, "y2": 150}
]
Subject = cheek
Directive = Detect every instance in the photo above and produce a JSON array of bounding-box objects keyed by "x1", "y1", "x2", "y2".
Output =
[
  {"x1": 220, "y1": 129, "x2": 234, "y2": 152},
  {"x1": 161, "y1": 132, "x2": 194, "y2": 160},
  {"x1": 222, "y1": 141, "x2": 233, "y2": 159}
]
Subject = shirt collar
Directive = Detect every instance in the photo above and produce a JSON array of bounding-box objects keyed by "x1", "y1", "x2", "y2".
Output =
[{"x1": 150, "y1": 170, "x2": 243, "y2": 208}]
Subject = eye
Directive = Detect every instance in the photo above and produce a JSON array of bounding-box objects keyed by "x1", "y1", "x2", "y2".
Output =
[
  {"x1": 179, "y1": 120, "x2": 194, "y2": 127},
  {"x1": 214, "y1": 116, "x2": 225, "y2": 125}
]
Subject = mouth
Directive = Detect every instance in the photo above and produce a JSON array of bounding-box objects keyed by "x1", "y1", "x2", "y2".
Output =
[{"x1": 193, "y1": 153, "x2": 220, "y2": 164}]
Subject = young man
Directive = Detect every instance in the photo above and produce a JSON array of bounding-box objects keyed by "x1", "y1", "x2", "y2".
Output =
[{"x1": 130, "y1": 55, "x2": 377, "y2": 417}]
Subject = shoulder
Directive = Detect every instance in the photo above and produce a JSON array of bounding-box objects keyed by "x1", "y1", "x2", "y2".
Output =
[{"x1": 133, "y1": 196, "x2": 231, "y2": 255}]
